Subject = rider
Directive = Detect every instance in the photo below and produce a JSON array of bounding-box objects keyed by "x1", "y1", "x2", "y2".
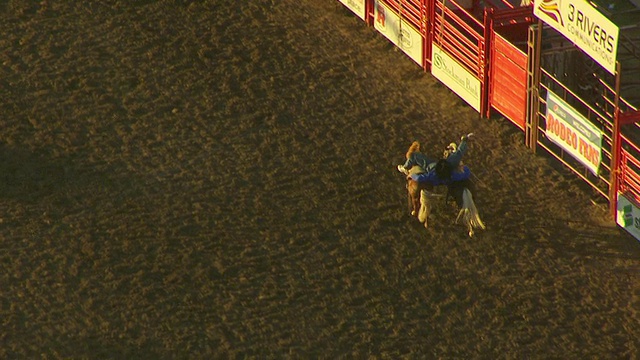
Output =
[
  {"x1": 397, "y1": 141, "x2": 437, "y2": 175},
  {"x1": 397, "y1": 133, "x2": 474, "y2": 186}
]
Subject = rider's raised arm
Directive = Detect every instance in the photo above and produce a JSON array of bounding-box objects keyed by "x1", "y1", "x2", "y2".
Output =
[{"x1": 446, "y1": 133, "x2": 474, "y2": 168}]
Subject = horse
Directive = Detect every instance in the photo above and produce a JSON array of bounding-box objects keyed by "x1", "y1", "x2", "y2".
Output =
[
  {"x1": 446, "y1": 178, "x2": 486, "y2": 237},
  {"x1": 400, "y1": 139, "x2": 484, "y2": 237},
  {"x1": 406, "y1": 172, "x2": 485, "y2": 237}
]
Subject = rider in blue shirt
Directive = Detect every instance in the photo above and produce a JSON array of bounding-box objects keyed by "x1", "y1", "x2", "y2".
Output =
[{"x1": 397, "y1": 141, "x2": 437, "y2": 173}]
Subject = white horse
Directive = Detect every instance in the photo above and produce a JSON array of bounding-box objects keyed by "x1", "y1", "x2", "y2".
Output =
[
  {"x1": 454, "y1": 187, "x2": 485, "y2": 237},
  {"x1": 410, "y1": 177, "x2": 485, "y2": 237}
]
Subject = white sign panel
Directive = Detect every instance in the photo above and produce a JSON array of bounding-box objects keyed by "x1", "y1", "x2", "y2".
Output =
[
  {"x1": 545, "y1": 91, "x2": 603, "y2": 175},
  {"x1": 430, "y1": 43, "x2": 481, "y2": 112},
  {"x1": 533, "y1": 0, "x2": 619, "y2": 75},
  {"x1": 617, "y1": 193, "x2": 640, "y2": 242},
  {"x1": 339, "y1": 0, "x2": 366, "y2": 21},
  {"x1": 374, "y1": 1, "x2": 423, "y2": 66}
]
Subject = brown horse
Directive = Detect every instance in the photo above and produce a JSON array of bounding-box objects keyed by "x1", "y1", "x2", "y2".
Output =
[{"x1": 402, "y1": 141, "x2": 443, "y2": 226}]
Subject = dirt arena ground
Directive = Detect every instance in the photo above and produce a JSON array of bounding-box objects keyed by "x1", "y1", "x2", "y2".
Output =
[{"x1": 2, "y1": 0, "x2": 639, "y2": 358}]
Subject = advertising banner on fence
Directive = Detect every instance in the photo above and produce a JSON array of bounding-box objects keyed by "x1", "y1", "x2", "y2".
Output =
[
  {"x1": 431, "y1": 43, "x2": 481, "y2": 112},
  {"x1": 533, "y1": 0, "x2": 619, "y2": 75},
  {"x1": 339, "y1": 0, "x2": 366, "y2": 21},
  {"x1": 374, "y1": 1, "x2": 423, "y2": 66},
  {"x1": 544, "y1": 91, "x2": 603, "y2": 175},
  {"x1": 617, "y1": 193, "x2": 640, "y2": 242}
]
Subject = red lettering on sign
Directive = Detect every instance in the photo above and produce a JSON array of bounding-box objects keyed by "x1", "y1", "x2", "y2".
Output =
[
  {"x1": 548, "y1": 113, "x2": 578, "y2": 150},
  {"x1": 579, "y1": 138, "x2": 600, "y2": 165}
]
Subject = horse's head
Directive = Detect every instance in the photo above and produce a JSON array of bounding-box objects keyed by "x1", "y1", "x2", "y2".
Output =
[{"x1": 405, "y1": 141, "x2": 421, "y2": 160}]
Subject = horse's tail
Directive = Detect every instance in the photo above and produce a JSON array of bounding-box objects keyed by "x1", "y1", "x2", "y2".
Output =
[
  {"x1": 455, "y1": 188, "x2": 485, "y2": 237},
  {"x1": 418, "y1": 189, "x2": 430, "y2": 227}
]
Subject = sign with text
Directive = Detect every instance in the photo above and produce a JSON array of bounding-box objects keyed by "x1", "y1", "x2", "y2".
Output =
[
  {"x1": 339, "y1": 0, "x2": 366, "y2": 21},
  {"x1": 431, "y1": 43, "x2": 481, "y2": 112},
  {"x1": 533, "y1": 0, "x2": 619, "y2": 75},
  {"x1": 617, "y1": 193, "x2": 640, "y2": 242},
  {"x1": 544, "y1": 91, "x2": 603, "y2": 175},
  {"x1": 374, "y1": 1, "x2": 423, "y2": 66}
]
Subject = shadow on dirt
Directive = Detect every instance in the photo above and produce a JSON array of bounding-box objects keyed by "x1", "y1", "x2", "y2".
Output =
[{"x1": 0, "y1": 143, "x2": 136, "y2": 206}]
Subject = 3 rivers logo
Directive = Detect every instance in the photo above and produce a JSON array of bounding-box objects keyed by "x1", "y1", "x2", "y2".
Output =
[{"x1": 537, "y1": 0, "x2": 564, "y2": 26}]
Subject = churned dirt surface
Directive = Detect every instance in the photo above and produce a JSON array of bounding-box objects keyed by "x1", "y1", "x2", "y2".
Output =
[{"x1": 1, "y1": 0, "x2": 639, "y2": 358}]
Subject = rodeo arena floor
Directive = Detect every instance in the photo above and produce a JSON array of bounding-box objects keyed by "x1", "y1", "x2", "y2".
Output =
[{"x1": 2, "y1": 0, "x2": 639, "y2": 358}]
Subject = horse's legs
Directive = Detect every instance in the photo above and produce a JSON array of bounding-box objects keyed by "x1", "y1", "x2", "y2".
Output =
[
  {"x1": 406, "y1": 183, "x2": 415, "y2": 216},
  {"x1": 412, "y1": 195, "x2": 420, "y2": 217},
  {"x1": 406, "y1": 180, "x2": 423, "y2": 218}
]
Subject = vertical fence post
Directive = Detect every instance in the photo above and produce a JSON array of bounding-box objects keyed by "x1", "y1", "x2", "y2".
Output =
[
  {"x1": 425, "y1": 0, "x2": 436, "y2": 71},
  {"x1": 482, "y1": 7, "x2": 494, "y2": 120},
  {"x1": 609, "y1": 61, "x2": 623, "y2": 219},
  {"x1": 366, "y1": 0, "x2": 374, "y2": 26},
  {"x1": 422, "y1": 0, "x2": 430, "y2": 71},
  {"x1": 525, "y1": 21, "x2": 542, "y2": 152}
]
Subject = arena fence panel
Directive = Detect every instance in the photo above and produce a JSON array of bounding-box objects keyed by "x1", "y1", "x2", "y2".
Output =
[
  {"x1": 617, "y1": 123, "x2": 640, "y2": 239},
  {"x1": 338, "y1": 0, "x2": 369, "y2": 21},
  {"x1": 430, "y1": 0, "x2": 487, "y2": 113},
  {"x1": 533, "y1": 66, "x2": 614, "y2": 201},
  {"x1": 612, "y1": 90, "x2": 640, "y2": 239},
  {"x1": 373, "y1": 0, "x2": 431, "y2": 68},
  {"x1": 486, "y1": 6, "x2": 534, "y2": 130}
]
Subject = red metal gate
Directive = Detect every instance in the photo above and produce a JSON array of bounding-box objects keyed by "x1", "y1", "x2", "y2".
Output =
[
  {"x1": 374, "y1": 0, "x2": 431, "y2": 69},
  {"x1": 429, "y1": 0, "x2": 487, "y2": 113},
  {"x1": 612, "y1": 104, "x2": 640, "y2": 208},
  {"x1": 619, "y1": 133, "x2": 640, "y2": 203},
  {"x1": 532, "y1": 68, "x2": 614, "y2": 200},
  {"x1": 489, "y1": 33, "x2": 527, "y2": 129},
  {"x1": 486, "y1": 7, "x2": 533, "y2": 129}
]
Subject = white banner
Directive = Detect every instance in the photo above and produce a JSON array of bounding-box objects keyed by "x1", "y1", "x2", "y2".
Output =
[
  {"x1": 430, "y1": 43, "x2": 481, "y2": 112},
  {"x1": 544, "y1": 91, "x2": 603, "y2": 175},
  {"x1": 373, "y1": 1, "x2": 423, "y2": 66},
  {"x1": 339, "y1": 0, "x2": 366, "y2": 21},
  {"x1": 617, "y1": 193, "x2": 640, "y2": 242},
  {"x1": 533, "y1": 0, "x2": 619, "y2": 75}
]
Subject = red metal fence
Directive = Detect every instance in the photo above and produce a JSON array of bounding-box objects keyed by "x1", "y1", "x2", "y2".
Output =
[
  {"x1": 534, "y1": 67, "x2": 614, "y2": 199},
  {"x1": 489, "y1": 34, "x2": 527, "y2": 129},
  {"x1": 373, "y1": 0, "x2": 431, "y2": 68},
  {"x1": 486, "y1": 6, "x2": 534, "y2": 129},
  {"x1": 431, "y1": 0, "x2": 485, "y2": 76}
]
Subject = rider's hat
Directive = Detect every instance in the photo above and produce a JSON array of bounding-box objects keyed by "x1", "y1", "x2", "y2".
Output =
[{"x1": 446, "y1": 142, "x2": 457, "y2": 152}]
